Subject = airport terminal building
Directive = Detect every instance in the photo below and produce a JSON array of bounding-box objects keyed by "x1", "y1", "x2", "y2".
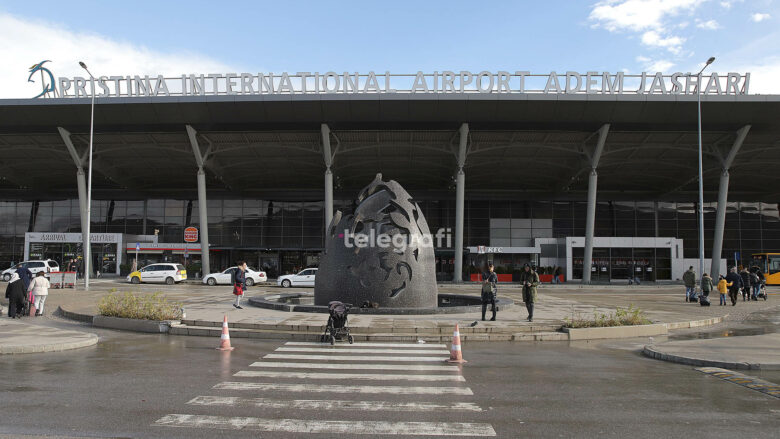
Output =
[{"x1": 1, "y1": 70, "x2": 779, "y2": 282}]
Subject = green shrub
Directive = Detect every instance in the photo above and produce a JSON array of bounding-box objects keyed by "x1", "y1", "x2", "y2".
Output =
[
  {"x1": 98, "y1": 292, "x2": 183, "y2": 321},
  {"x1": 564, "y1": 304, "x2": 651, "y2": 328}
]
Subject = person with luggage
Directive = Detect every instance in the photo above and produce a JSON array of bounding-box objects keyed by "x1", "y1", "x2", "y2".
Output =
[
  {"x1": 682, "y1": 266, "x2": 696, "y2": 302},
  {"x1": 700, "y1": 272, "x2": 713, "y2": 305},
  {"x1": 480, "y1": 263, "x2": 498, "y2": 321},
  {"x1": 725, "y1": 266, "x2": 743, "y2": 306},
  {"x1": 717, "y1": 275, "x2": 730, "y2": 306},
  {"x1": 232, "y1": 261, "x2": 247, "y2": 309},
  {"x1": 739, "y1": 267, "x2": 751, "y2": 301},
  {"x1": 518, "y1": 263, "x2": 539, "y2": 322},
  {"x1": 27, "y1": 271, "x2": 51, "y2": 317},
  {"x1": 4, "y1": 273, "x2": 27, "y2": 318}
]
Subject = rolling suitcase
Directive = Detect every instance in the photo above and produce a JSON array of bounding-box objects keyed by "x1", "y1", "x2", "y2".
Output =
[{"x1": 699, "y1": 294, "x2": 711, "y2": 306}]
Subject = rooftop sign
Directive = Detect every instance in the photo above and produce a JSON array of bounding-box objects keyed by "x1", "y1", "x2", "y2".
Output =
[{"x1": 50, "y1": 71, "x2": 750, "y2": 98}]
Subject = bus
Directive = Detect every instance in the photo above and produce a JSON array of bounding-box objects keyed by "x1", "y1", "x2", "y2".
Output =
[{"x1": 750, "y1": 253, "x2": 780, "y2": 285}]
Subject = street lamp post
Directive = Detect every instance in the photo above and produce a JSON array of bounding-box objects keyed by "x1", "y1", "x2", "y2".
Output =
[
  {"x1": 79, "y1": 61, "x2": 96, "y2": 291},
  {"x1": 696, "y1": 56, "x2": 715, "y2": 290}
]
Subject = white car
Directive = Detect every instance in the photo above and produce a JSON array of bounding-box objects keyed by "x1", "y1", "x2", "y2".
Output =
[
  {"x1": 2, "y1": 259, "x2": 60, "y2": 281},
  {"x1": 202, "y1": 267, "x2": 267, "y2": 286},
  {"x1": 277, "y1": 268, "x2": 318, "y2": 287},
  {"x1": 127, "y1": 263, "x2": 187, "y2": 285}
]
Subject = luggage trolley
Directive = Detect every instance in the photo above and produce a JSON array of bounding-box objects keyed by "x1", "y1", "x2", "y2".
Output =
[{"x1": 50, "y1": 271, "x2": 77, "y2": 289}]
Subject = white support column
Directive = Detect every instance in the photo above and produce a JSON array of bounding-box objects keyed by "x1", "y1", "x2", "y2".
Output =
[
  {"x1": 453, "y1": 123, "x2": 469, "y2": 283},
  {"x1": 186, "y1": 125, "x2": 211, "y2": 277},
  {"x1": 710, "y1": 125, "x2": 750, "y2": 279},
  {"x1": 58, "y1": 127, "x2": 91, "y2": 281},
  {"x1": 582, "y1": 124, "x2": 610, "y2": 284},
  {"x1": 321, "y1": 124, "x2": 334, "y2": 229}
]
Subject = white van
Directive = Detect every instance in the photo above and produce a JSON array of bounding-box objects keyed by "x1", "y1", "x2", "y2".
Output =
[{"x1": 2, "y1": 260, "x2": 60, "y2": 281}]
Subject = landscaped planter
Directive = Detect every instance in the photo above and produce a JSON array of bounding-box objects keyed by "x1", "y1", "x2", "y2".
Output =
[
  {"x1": 562, "y1": 323, "x2": 667, "y2": 340},
  {"x1": 92, "y1": 315, "x2": 173, "y2": 333}
]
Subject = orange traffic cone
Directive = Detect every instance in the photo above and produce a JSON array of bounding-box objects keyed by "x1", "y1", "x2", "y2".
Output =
[
  {"x1": 216, "y1": 315, "x2": 235, "y2": 351},
  {"x1": 446, "y1": 323, "x2": 467, "y2": 363}
]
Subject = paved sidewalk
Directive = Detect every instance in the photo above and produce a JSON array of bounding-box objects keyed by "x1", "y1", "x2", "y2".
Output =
[
  {"x1": 643, "y1": 333, "x2": 780, "y2": 370},
  {"x1": 0, "y1": 318, "x2": 99, "y2": 354}
]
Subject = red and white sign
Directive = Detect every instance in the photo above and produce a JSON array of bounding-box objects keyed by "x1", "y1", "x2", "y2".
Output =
[{"x1": 184, "y1": 227, "x2": 199, "y2": 243}]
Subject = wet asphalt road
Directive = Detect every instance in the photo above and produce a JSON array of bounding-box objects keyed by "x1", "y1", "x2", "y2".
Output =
[{"x1": 0, "y1": 321, "x2": 778, "y2": 439}]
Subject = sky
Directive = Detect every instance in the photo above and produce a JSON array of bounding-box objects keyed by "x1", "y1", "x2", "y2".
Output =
[{"x1": 1, "y1": 0, "x2": 779, "y2": 98}]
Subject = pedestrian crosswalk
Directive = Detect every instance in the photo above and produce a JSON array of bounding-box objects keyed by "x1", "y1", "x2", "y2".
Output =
[{"x1": 154, "y1": 340, "x2": 496, "y2": 436}]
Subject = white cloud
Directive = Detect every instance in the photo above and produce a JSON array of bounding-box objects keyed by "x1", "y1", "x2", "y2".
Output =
[
  {"x1": 589, "y1": 0, "x2": 704, "y2": 54},
  {"x1": 0, "y1": 12, "x2": 235, "y2": 99},
  {"x1": 589, "y1": 0, "x2": 704, "y2": 31},
  {"x1": 696, "y1": 19, "x2": 721, "y2": 29},
  {"x1": 731, "y1": 57, "x2": 780, "y2": 94},
  {"x1": 641, "y1": 30, "x2": 685, "y2": 53},
  {"x1": 636, "y1": 56, "x2": 675, "y2": 72},
  {"x1": 751, "y1": 13, "x2": 771, "y2": 22},
  {"x1": 720, "y1": 1, "x2": 732, "y2": 8}
]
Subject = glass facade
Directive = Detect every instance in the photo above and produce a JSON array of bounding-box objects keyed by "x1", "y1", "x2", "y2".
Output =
[{"x1": 2, "y1": 199, "x2": 779, "y2": 277}]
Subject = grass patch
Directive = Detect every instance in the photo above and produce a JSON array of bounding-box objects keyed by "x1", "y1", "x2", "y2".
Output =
[
  {"x1": 564, "y1": 304, "x2": 651, "y2": 328},
  {"x1": 98, "y1": 292, "x2": 183, "y2": 321}
]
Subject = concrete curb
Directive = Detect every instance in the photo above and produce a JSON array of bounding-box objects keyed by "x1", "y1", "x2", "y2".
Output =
[
  {"x1": 0, "y1": 333, "x2": 98, "y2": 355},
  {"x1": 93, "y1": 315, "x2": 172, "y2": 333},
  {"x1": 666, "y1": 316, "x2": 725, "y2": 330},
  {"x1": 55, "y1": 306, "x2": 94, "y2": 324},
  {"x1": 641, "y1": 345, "x2": 779, "y2": 370},
  {"x1": 562, "y1": 323, "x2": 668, "y2": 340},
  {"x1": 56, "y1": 304, "x2": 725, "y2": 342}
]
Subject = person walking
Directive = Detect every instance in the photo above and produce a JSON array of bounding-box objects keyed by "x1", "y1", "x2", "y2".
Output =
[
  {"x1": 518, "y1": 263, "x2": 539, "y2": 322},
  {"x1": 717, "y1": 275, "x2": 730, "y2": 306},
  {"x1": 701, "y1": 272, "x2": 713, "y2": 300},
  {"x1": 739, "y1": 267, "x2": 751, "y2": 302},
  {"x1": 16, "y1": 264, "x2": 33, "y2": 293},
  {"x1": 749, "y1": 269, "x2": 761, "y2": 301},
  {"x1": 27, "y1": 271, "x2": 50, "y2": 316},
  {"x1": 480, "y1": 263, "x2": 498, "y2": 321},
  {"x1": 4, "y1": 273, "x2": 27, "y2": 318},
  {"x1": 232, "y1": 261, "x2": 247, "y2": 309},
  {"x1": 552, "y1": 266, "x2": 562, "y2": 285},
  {"x1": 725, "y1": 266, "x2": 743, "y2": 306},
  {"x1": 682, "y1": 266, "x2": 696, "y2": 302}
]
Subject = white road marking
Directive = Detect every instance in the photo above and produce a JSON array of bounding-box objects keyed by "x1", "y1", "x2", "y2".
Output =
[
  {"x1": 213, "y1": 381, "x2": 473, "y2": 395},
  {"x1": 276, "y1": 346, "x2": 450, "y2": 355},
  {"x1": 187, "y1": 395, "x2": 482, "y2": 412},
  {"x1": 248, "y1": 361, "x2": 460, "y2": 371},
  {"x1": 234, "y1": 370, "x2": 466, "y2": 382},
  {"x1": 285, "y1": 341, "x2": 448, "y2": 348},
  {"x1": 264, "y1": 353, "x2": 448, "y2": 362},
  {"x1": 154, "y1": 414, "x2": 496, "y2": 436}
]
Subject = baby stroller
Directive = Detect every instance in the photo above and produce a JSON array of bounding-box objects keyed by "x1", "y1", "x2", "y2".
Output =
[{"x1": 321, "y1": 301, "x2": 353, "y2": 345}]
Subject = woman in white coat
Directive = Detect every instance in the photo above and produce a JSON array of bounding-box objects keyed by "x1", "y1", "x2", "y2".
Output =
[{"x1": 28, "y1": 271, "x2": 51, "y2": 316}]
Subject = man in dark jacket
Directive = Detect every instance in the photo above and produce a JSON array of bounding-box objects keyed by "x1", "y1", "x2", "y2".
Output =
[
  {"x1": 739, "y1": 267, "x2": 751, "y2": 301},
  {"x1": 725, "y1": 267, "x2": 743, "y2": 306},
  {"x1": 4, "y1": 273, "x2": 27, "y2": 318},
  {"x1": 518, "y1": 263, "x2": 540, "y2": 322},
  {"x1": 481, "y1": 263, "x2": 498, "y2": 321},
  {"x1": 16, "y1": 265, "x2": 33, "y2": 292}
]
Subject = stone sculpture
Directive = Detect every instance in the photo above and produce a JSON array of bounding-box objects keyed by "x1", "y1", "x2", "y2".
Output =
[{"x1": 314, "y1": 174, "x2": 438, "y2": 308}]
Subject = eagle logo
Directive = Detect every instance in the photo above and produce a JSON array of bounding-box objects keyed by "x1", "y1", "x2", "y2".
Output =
[{"x1": 28, "y1": 60, "x2": 57, "y2": 98}]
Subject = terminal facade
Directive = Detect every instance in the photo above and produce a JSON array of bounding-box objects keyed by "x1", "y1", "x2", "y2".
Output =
[{"x1": 1, "y1": 73, "x2": 779, "y2": 282}]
